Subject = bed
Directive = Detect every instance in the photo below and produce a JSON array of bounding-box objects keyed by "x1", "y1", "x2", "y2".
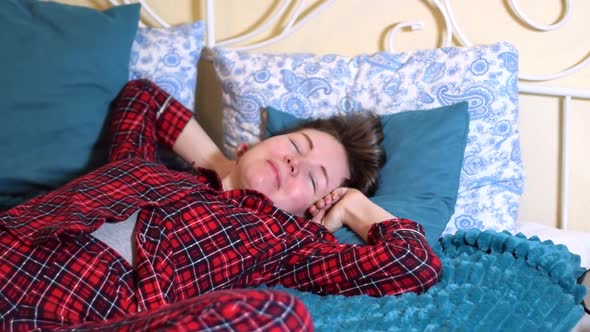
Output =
[{"x1": 0, "y1": 0, "x2": 589, "y2": 331}]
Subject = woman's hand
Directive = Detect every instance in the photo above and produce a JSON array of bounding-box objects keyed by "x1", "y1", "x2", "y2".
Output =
[
  {"x1": 308, "y1": 187, "x2": 396, "y2": 242},
  {"x1": 307, "y1": 187, "x2": 359, "y2": 232}
]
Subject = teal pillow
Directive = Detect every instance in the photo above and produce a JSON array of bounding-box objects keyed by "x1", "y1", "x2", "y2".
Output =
[
  {"x1": 0, "y1": 0, "x2": 140, "y2": 194},
  {"x1": 265, "y1": 102, "x2": 469, "y2": 246}
]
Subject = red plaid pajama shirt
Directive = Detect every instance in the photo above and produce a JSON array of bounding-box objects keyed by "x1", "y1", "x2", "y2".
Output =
[{"x1": 0, "y1": 80, "x2": 441, "y2": 331}]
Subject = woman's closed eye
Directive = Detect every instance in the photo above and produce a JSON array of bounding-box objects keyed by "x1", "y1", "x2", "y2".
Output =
[
  {"x1": 309, "y1": 172, "x2": 317, "y2": 193},
  {"x1": 289, "y1": 138, "x2": 301, "y2": 154},
  {"x1": 289, "y1": 136, "x2": 316, "y2": 192}
]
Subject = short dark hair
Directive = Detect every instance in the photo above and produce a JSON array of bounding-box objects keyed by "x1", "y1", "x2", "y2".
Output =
[{"x1": 285, "y1": 112, "x2": 386, "y2": 197}]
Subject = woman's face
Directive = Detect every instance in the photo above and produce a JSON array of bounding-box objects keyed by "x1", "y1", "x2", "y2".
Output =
[{"x1": 230, "y1": 129, "x2": 350, "y2": 216}]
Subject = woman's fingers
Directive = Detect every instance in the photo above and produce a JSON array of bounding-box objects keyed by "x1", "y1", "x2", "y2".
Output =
[
  {"x1": 308, "y1": 205, "x2": 317, "y2": 216},
  {"x1": 311, "y1": 207, "x2": 326, "y2": 223},
  {"x1": 331, "y1": 187, "x2": 347, "y2": 201},
  {"x1": 308, "y1": 188, "x2": 349, "y2": 223}
]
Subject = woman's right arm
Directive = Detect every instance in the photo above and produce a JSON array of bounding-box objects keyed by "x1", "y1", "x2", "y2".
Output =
[
  {"x1": 278, "y1": 217, "x2": 442, "y2": 296},
  {"x1": 313, "y1": 188, "x2": 397, "y2": 242},
  {"x1": 279, "y1": 189, "x2": 442, "y2": 297}
]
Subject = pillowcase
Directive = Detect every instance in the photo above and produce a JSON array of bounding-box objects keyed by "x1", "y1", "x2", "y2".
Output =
[
  {"x1": 0, "y1": 0, "x2": 140, "y2": 194},
  {"x1": 212, "y1": 42, "x2": 525, "y2": 235},
  {"x1": 129, "y1": 21, "x2": 205, "y2": 111},
  {"x1": 265, "y1": 103, "x2": 469, "y2": 246}
]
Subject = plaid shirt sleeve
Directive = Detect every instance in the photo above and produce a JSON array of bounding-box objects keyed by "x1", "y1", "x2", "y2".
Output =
[
  {"x1": 0, "y1": 80, "x2": 194, "y2": 244},
  {"x1": 279, "y1": 218, "x2": 442, "y2": 297},
  {"x1": 108, "y1": 79, "x2": 192, "y2": 162}
]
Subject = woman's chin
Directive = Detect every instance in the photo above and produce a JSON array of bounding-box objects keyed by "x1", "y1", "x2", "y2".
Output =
[
  {"x1": 275, "y1": 202, "x2": 305, "y2": 217},
  {"x1": 244, "y1": 176, "x2": 271, "y2": 195}
]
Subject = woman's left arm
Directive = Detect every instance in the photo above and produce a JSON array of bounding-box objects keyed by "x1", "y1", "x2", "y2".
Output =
[
  {"x1": 108, "y1": 79, "x2": 191, "y2": 162},
  {"x1": 172, "y1": 116, "x2": 233, "y2": 176},
  {"x1": 109, "y1": 79, "x2": 231, "y2": 174}
]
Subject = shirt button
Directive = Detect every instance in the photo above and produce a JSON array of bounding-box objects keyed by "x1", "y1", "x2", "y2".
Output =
[{"x1": 139, "y1": 233, "x2": 146, "y2": 243}]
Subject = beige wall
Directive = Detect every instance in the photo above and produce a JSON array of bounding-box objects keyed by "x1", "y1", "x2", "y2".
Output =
[{"x1": 59, "y1": 0, "x2": 590, "y2": 231}]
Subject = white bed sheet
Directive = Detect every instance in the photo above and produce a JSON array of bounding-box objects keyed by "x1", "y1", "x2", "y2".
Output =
[{"x1": 516, "y1": 221, "x2": 590, "y2": 332}]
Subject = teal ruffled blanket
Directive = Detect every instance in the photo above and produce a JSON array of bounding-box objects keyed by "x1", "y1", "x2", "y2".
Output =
[{"x1": 280, "y1": 229, "x2": 587, "y2": 332}]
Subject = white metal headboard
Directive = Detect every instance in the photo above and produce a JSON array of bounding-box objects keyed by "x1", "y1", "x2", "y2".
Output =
[
  {"x1": 112, "y1": 0, "x2": 589, "y2": 231},
  {"x1": 107, "y1": 0, "x2": 170, "y2": 28}
]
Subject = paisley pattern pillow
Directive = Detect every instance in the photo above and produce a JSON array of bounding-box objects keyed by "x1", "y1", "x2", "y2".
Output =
[
  {"x1": 211, "y1": 42, "x2": 525, "y2": 235},
  {"x1": 129, "y1": 21, "x2": 204, "y2": 110}
]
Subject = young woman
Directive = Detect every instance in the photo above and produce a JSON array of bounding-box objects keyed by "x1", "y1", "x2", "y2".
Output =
[{"x1": 0, "y1": 80, "x2": 441, "y2": 331}]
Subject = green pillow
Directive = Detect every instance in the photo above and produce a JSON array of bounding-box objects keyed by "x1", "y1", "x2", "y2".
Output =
[
  {"x1": 264, "y1": 102, "x2": 469, "y2": 246},
  {"x1": 0, "y1": 0, "x2": 140, "y2": 194}
]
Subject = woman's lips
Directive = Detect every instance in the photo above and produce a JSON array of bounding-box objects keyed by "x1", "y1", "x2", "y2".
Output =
[{"x1": 267, "y1": 160, "x2": 281, "y2": 189}]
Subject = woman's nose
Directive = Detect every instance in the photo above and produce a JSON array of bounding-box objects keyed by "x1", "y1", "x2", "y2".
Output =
[{"x1": 286, "y1": 156, "x2": 299, "y2": 175}]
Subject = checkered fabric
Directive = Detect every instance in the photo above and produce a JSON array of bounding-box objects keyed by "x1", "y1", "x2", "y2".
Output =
[
  {"x1": 55, "y1": 289, "x2": 313, "y2": 332},
  {"x1": 0, "y1": 80, "x2": 441, "y2": 331}
]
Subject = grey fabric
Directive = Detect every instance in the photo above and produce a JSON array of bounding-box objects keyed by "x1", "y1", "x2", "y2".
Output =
[{"x1": 92, "y1": 211, "x2": 138, "y2": 265}]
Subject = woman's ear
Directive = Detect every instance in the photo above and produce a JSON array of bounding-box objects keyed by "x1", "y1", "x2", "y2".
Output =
[{"x1": 236, "y1": 143, "x2": 249, "y2": 158}]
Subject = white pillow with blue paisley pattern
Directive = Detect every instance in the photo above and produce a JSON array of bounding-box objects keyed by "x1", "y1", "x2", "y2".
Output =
[
  {"x1": 129, "y1": 21, "x2": 204, "y2": 111},
  {"x1": 211, "y1": 42, "x2": 524, "y2": 235}
]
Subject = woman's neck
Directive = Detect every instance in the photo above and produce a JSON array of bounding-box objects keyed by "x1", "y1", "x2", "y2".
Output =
[{"x1": 221, "y1": 175, "x2": 233, "y2": 191}]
